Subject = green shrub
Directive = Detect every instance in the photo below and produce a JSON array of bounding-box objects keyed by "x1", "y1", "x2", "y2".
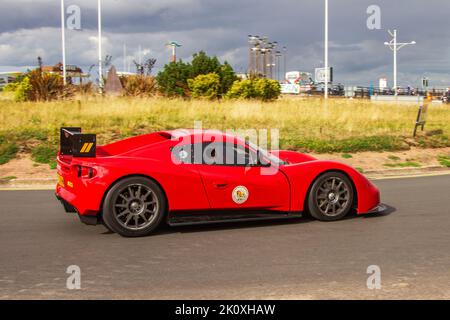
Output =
[
  {"x1": 253, "y1": 78, "x2": 281, "y2": 101},
  {"x1": 417, "y1": 134, "x2": 450, "y2": 148},
  {"x1": 4, "y1": 68, "x2": 66, "y2": 102},
  {"x1": 218, "y1": 62, "x2": 238, "y2": 96},
  {"x1": 31, "y1": 144, "x2": 57, "y2": 169},
  {"x1": 438, "y1": 155, "x2": 450, "y2": 167},
  {"x1": 0, "y1": 142, "x2": 18, "y2": 165},
  {"x1": 121, "y1": 75, "x2": 157, "y2": 97},
  {"x1": 156, "y1": 60, "x2": 191, "y2": 97},
  {"x1": 28, "y1": 69, "x2": 65, "y2": 101},
  {"x1": 226, "y1": 80, "x2": 256, "y2": 99},
  {"x1": 226, "y1": 78, "x2": 281, "y2": 101},
  {"x1": 187, "y1": 73, "x2": 221, "y2": 100},
  {"x1": 383, "y1": 161, "x2": 422, "y2": 168},
  {"x1": 4, "y1": 77, "x2": 32, "y2": 102},
  {"x1": 157, "y1": 51, "x2": 237, "y2": 98},
  {"x1": 190, "y1": 51, "x2": 237, "y2": 96}
]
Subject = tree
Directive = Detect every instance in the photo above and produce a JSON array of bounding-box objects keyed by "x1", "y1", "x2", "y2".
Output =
[
  {"x1": 134, "y1": 58, "x2": 157, "y2": 76},
  {"x1": 187, "y1": 73, "x2": 221, "y2": 100},
  {"x1": 156, "y1": 60, "x2": 191, "y2": 97},
  {"x1": 219, "y1": 62, "x2": 238, "y2": 96},
  {"x1": 190, "y1": 51, "x2": 237, "y2": 96},
  {"x1": 190, "y1": 51, "x2": 221, "y2": 78},
  {"x1": 157, "y1": 51, "x2": 237, "y2": 98}
]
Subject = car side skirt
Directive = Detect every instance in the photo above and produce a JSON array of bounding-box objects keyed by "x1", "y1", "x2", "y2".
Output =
[{"x1": 167, "y1": 210, "x2": 303, "y2": 227}]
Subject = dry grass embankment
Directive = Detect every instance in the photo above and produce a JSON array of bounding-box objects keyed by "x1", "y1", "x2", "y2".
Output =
[{"x1": 0, "y1": 95, "x2": 449, "y2": 168}]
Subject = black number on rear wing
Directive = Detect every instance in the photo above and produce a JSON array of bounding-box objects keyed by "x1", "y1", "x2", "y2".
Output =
[{"x1": 60, "y1": 127, "x2": 96, "y2": 158}]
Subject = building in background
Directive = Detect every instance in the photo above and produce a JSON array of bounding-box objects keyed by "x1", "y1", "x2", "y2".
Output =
[
  {"x1": 42, "y1": 63, "x2": 89, "y2": 84},
  {"x1": 0, "y1": 71, "x2": 22, "y2": 90}
]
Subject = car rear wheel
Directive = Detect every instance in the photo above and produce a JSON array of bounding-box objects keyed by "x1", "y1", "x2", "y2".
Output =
[
  {"x1": 307, "y1": 172, "x2": 354, "y2": 221},
  {"x1": 102, "y1": 177, "x2": 166, "y2": 237}
]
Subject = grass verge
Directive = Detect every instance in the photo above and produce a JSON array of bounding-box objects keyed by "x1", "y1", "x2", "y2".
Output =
[
  {"x1": 0, "y1": 139, "x2": 19, "y2": 165},
  {"x1": 0, "y1": 96, "x2": 449, "y2": 165},
  {"x1": 438, "y1": 155, "x2": 450, "y2": 167},
  {"x1": 31, "y1": 144, "x2": 58, "y2": 169},
  {"x1": 383, "y1": 161, "x2": 422, "y2": 168}
]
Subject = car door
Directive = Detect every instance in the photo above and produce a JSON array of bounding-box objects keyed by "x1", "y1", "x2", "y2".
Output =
[{"x1": 194, "y1": 142, "x2": 291, "y2": 212}]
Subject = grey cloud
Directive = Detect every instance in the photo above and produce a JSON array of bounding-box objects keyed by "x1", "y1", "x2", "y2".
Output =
[{"x1": 0, "y1": 0, "x2": 449, "y2": 86}]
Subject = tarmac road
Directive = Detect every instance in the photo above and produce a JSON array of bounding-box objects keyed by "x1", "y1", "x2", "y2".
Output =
[{"x1": 0, "y1": 175, "x2": 449, "y2": 300}]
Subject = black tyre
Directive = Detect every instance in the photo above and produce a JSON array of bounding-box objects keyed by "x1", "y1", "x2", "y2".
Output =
[
  {"x1": 307, "y1": 172, "x2": 354, "y2": 221},
  {"x1": 102, "y1": 177, "x2": 166, "y2": 237}
]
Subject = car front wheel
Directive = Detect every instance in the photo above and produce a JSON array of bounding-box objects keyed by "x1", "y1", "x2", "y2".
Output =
[
  {"x1": 102, "y1": 177, "x2": 166, "y2": 237},
  {"x1": 307, "y1": 172, "x2": 354, "y2": 221}
]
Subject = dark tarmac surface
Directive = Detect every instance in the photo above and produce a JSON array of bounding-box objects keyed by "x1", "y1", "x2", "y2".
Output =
[{"x1": 0, "y1": 175, "x2": 449, "y2": 299}]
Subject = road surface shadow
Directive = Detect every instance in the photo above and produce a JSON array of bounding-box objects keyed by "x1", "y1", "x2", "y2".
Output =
[
  {"x1": 99, "y1": 204, "x2": 396, "y2": 237},
  {"x1": 145, "y1": 203, "x2": 397, "y2": 236}
]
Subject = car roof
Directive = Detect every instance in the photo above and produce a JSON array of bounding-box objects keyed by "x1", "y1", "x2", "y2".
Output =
[{"x1": 163, "y1": 129, "x2": 247, "y2": 144}]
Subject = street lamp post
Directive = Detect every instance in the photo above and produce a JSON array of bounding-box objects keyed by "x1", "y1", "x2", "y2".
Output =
[
  {"x1": 248, "y1": 35, "x2": 259, "y2": 75},
  {"x1": 272, "y1": 42, "x2": 278, "y2": 80},
  {"x1": 384, "y1": 29, "x2": 416, "y2": 96},
  {"x1": 166, "y1": 41, "x2": 182, "y2": 63},
  {"x1": 251, "y1": 46, "x2": 260, "y2": 76},
  {"x1": 123, "y1": 44, "x2": 127, "y2": 73},
  {"x1": 98, "y1": 0, "x2": 103, "y2": 92},
  {"x1": 282, "y1": 46, "x2": 287, "y2": 82},
  {"x1": 275, "y1": 51, "x2": 282, "y2": 82},
  {"x1": 324, "y1": 0, "x2": 329, "y2": 99},
  {"x1": 60, "y1": 0, "x2": 67, "y2": 85}
]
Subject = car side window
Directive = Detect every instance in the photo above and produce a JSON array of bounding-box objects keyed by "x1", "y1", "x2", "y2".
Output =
[
  {"x1": 195, "y1": 142, "x2": 259, "y2": 167},
  {"x1": 171, "y1": 144, "x2": 193, "y2": 164}
]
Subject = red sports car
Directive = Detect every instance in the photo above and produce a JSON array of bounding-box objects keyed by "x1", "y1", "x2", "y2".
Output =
[{"x1": 56, "y1": 127, "x2": 383, "y2": 237}]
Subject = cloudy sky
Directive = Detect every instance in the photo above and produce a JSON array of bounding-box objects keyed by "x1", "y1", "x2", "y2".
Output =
[{"x1": 0, "y1": 0, "x2": 449, "y2": 86}]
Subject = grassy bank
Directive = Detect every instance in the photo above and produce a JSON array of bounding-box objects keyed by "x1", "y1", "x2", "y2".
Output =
[{"x1": 0, "y1": 96, "x2": 449, "y2": 166}]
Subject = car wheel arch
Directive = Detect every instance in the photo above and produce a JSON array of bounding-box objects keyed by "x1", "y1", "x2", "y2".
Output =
[
  {"x1": 302, "y1": 169, "x2": 358, "y2": 215},
  {"x1": 99, "y1": 174, "x2": 169, "y2": 219}
]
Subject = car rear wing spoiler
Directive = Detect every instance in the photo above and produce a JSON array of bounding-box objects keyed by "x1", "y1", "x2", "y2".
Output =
[{"x1": 60, "y1": 127, "x2": 96, "y2": 158}]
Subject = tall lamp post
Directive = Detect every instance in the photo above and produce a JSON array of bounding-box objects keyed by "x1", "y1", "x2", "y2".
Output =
[
  {"x1": 98, "y1": 0, "x2": 103, "y2": 92},
  {"x1": 60, "y1": 0, "x2": 67, "y2": 85},
  {"x1": 267, "y1": 42, "x2": 277, "y2": 79},
  {"x1": 384, "y1": 29, "x2": 416, "y2": 96},
  {"x1": 251, "y1": 46, "x2": 261, "y2": 76},
  {"x1": 275, "y1": 51, "x2": 282, "y2": 82},
  {"x1": 166, "y1": 41, "x2": 182, "y2": 63},
  {"x1": 248, "y1": 35, "x2": 259, "y2": 74},
  {"x1": 324, "y1": 0, "x2": 329, "y2": 99}
]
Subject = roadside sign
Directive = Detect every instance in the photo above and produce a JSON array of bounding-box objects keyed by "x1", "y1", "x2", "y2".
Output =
[
  {"x1": 315, "y1": 67, "x2": 333, "y2": 83},
  {"x1": 281, "y1": 84, "x2": 301, "y2": 94},
  {"x1": 413, "y1": 103, "x2": 429, "y2": 137},
  {"x1": 379, "y1": 77, "x2": 387, "y2": 90},
  {"x1": 285, "y1": 71, "x2": 301, "y2": 85}
]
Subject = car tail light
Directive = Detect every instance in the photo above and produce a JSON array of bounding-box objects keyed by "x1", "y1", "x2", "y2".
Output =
[{"x1": 76, "y1": 165, "x2": 96, "y2": 179}]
